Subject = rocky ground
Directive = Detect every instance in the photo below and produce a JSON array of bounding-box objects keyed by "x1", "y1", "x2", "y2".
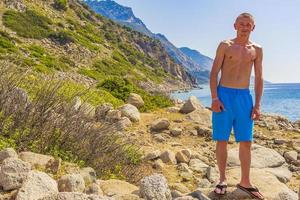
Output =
[{"x1": 0, "y1": 93, "x2": 299, "y2": 200}]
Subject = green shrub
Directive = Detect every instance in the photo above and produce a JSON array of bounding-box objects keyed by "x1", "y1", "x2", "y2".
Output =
[
  {"x1": 49, "y1": 31, "x2": 74, "y2": 45},
  {"x1": 0, "y1": 32, "x2": 17, "y2": 53},
  {"x1": 54, "y1": 0, "x2": 68, "y2": 11},
  {"x1": 3, "y1": 10, "x2": 52, "y2": 39}
]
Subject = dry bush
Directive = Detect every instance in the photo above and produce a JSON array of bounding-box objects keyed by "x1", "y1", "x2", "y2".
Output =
[{"x1": 0, "y1": 61, "x2": 149, "y2": 181}]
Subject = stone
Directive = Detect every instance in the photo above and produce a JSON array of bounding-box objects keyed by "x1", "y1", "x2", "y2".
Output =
[
  {"x1": 175, "y1": 150, "x2": 191, "y2": 164},
  {"x1": 185, "y1": 109, "x2": 211, "y2": 126},
  {"x1": 84, "y1": 183, "x2": 103, "y2": 196},
  {"x1": 264, "y1": 166, "x2": 293, "y2": 183},
  {"x1": 227, "y1": 144, "x2": 285, "y2": 168},
  {"x1": 196, "y1": 178, "x2": 211, "y2": 188},
  {"x1": 58, "y1": 174, "x2": 85, "y2": 192},
  {"x1": 189, "y1": 159, "x2": 208, "y2": 173},
  {"x1": 166, "y1": 107, "x2": 180, "y2": 113},
  {"x1": 150, "y1": 118, "x2": 170, "y2": 132},
  {"x1": 139, "y1": 173, "x2": 172, "y2": 200},
  {"x1": 118, "y1": 104, "x2": 140, "y2": 122},
  {"x1": 105, "y1": 110, "x2": 122, "y2": 123},
  {"x1": 153, "y1": 159, "x2": 165, "y2": 170},
  {"x1": 15, "y1": 171, "x2": 58, "y2": 200},
  {"x1": 160, "y1": 150, "x2": 177, "y2": 165},
  {"x1": 127, "y1": 93, "x2": 144, "y2": 108},
  {"x1": 206, "y1": 167, "x2": 219, "y2": 183},
  {"x1": 195, "y1": 126, "x2": 211, "y2": 137},
  {"x1": 0, "y1": 157, "x2": 31, "y2": 190},
  {"x1": 113, "y1": 116, "x2": 132, "y2": 131},
  {"x1": 19, "y1": 151, "x2": 55, "y2": 169},
  {"x1": 98, "y1": 179, "x2": 138, "y2": 196},
  {"x1": 169, "y1": 183, "x2": 191, "y2": 194},
  {"x1": 113, "y1": 194, "x2": 141, "y2": 200},
  {"x1": 95, "y1": 103, "x2": 113, "y2": 121},
  {"x1": 153, "y1": 134, "x2": 166, "y2": 143},
  {"x1": 284, "y1": 150, "x2": 298, "y2": 162},
  {"x1": 179, "y1": 96, "x2": 204, "y2": 114},
  {"x1": 0, "y1": 148, "x2": 18, "y2": 163},
  {"x1": 170, "y1": 128, "x2": 182, "y2": 136},
  {"x1": 79, "y1": 167, "x2": 97, "y2": 185},
  {"x1": 144, "y1": 150, "x2": 161, "y2": 161}
]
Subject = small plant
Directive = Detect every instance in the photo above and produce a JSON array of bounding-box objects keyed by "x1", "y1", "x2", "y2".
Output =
[
  {"x1": 3, "y1": 10, "x2": 52, "y2": 39},
  {"x1": 49, "y1": 31, "x2": 74, "y2": 45},
  {"x1": 53, "y1": 0, "x2": 68, "y2": 11}
]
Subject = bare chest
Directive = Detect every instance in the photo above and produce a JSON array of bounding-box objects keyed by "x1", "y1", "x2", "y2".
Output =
[{"x1": 225, "y1": 45, "x2": 256, "y2": 63}]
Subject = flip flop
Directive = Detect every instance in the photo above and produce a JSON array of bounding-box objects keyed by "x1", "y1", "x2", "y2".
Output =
[
  {"x1": 236, "y1": 184, "x2": 265, "y2": 200},
  {"x1": 214, "y1": 183, "x2": 227, "y2": 195}
]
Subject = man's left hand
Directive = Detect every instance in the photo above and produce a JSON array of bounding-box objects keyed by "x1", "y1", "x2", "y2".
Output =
[{"x1": 251, "y1": 105, "x2": 261, "y2": 120}]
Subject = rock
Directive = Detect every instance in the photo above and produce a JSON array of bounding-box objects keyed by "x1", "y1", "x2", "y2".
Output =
[
  {"x1": 84, "y1": 183, "x2": 103, "y2": 196},
  {"x1": 206, "y1": 167, "x2": 219, "y2": 183},
  {"x1": 177, "y1": 163, "x2": 193, "y2": 173},
  {"x1": 139, "y1": 173, "x2": 172, "y2": 200},
  {"x1": 5, "y1": 87, "x2": 30, "y2": 112},
  {"x1": 175, "y1": 150, "x2": 191, "y2": 163},
  {"x1": 105, "y1": 110, "x2": 122, "y2": 123},
  {"x1": 127, "y1": 93, "x2": 144, "y2": 108},
  {"x1": 264, "y1": 166, "x2": 292, "y2": 183},
  {"x1": 144, "y1": 150, "x2": 161, "y2": 161},
  {"x1": 95, "y1": 103, "x2": 113, "y2": 121},
  {"x1": 160, "y1": 150, "x2": 177, "y2": 165},
  {"x1": 185, "y1": 109, "x2": 211, "y2": 126},
  {"x1": 46, "y1": 158, "x2": 62, "y2": 174},
  {"x1": 255, "y1": 113, "x2": 294, "y2": 130},
  {"x1": 187, "y1": 189, "x2": 211, "y2": 200},
  {"x1": 4, "y1": 0, "x2": 27, "y2": 12},
  {"x1": 179, "y1": 96, "x2": 203, "y2": 114},
  {"x1": 98, "y1": 179, "x2": 138, "y2": 196},
  {"x1": 274, "y1": 138, "x2": 288, "y2": 145},
  {"x1": 152, "y1": 159, "x2": 165, "y2": 170},
  {"x1": 58, "y1": 174, "x2": 85, "y2": 192},
  {"x1": 196, "y1": 178, "x2": 211, "y2": 188},
  {"x1": 15, "y1": 171, "x2": 58, "y2": 200},
  {"x1": 71, "y1": 96, "x2": 82, "y2": 111},
  {"x1": 113, "y1": 194, "x2": 141, "y2": 200},
  {"x1": 43, "y1": 192, "x2": 112, "y2": 200},
  {"x1": 118, "y1": 104, "x2": 140, "y2": 122},
  {"x1": 113, "y1": 116, "x2": 132, "y2": 131},
  {"x1": 179, "y1": 171, "x2": 193, "y2": 181},
  {"x1": 189, "y1": 159, "x2": 208, "y2": 173},
  {"x1": 284, "y1": 150, "x2": 298, "y2": 162},
  {"x1": 227, "y1": 144, "x2": 285, "y2": 168},
  {"x1": 0, "y1": 157, "x2": 31, "y2": 190},
  {"x1": 292, "y1": 139, "x2": 300, "y2": 152},
  {"x1": 153, "y1": 134, "x2": 166, "y2": 143},
  {"x1": 0, "y1": 148, "x2": 18, "y2": 163},
  {"x1": 79, "y1": 167, "x2": 97, "y2": 185},
  {"x1": 150, "y1": 118, "x2": 170, "y2": 132},
  {"x1": 170, "y1": 128, "x2": 183, "y2": 137},
  {"x1": 169, "y1": 183, "x2": 191, "y2": 193},
  {"x1": 226, "y1": 167, "x2": 298, "y2": 200},
  {"x1": 195, "y1": 126, "x2": 211, "y2": 137},
  {"x1": 19, "y1": 151, "x2": 55, "y2": 169}
]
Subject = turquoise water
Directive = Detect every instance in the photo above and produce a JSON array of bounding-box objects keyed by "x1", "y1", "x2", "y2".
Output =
[{"x1": 170, "y1": 83, "x2": 300, "y2": 122}]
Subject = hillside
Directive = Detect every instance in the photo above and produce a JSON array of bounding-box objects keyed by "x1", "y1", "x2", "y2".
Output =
[
  {"x1": 0, "y1": 0, "x2": 198, "y2": 109},
  {"x1": 83, "y1": 0, "x2": 212, "y2": 84}
]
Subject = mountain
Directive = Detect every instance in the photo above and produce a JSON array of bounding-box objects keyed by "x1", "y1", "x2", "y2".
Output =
[
  {"x1": 179, "y1": 47, "x2": 213, "y2": 71},
  {"x1": 83, "y1": 0, "x2": 212, "y2": 84}
]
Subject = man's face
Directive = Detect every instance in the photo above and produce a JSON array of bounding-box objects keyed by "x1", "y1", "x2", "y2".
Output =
[{"x1": 234, "y1": 17, "x2": 255, "y2": 37}]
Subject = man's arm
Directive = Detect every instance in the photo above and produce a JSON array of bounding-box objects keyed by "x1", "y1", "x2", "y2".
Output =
[
  {"x1": 210, "y1": 41, "x2": 227, "y2": 99},
  {"x1": 253, "y1": 46, "x2": 263, "y2": 108}
]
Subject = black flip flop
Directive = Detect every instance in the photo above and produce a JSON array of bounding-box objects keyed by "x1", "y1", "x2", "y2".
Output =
[
  {"x1": 236, "y1": 184, "x2": 265, "y2": 200},
  {"x1": 214, "y1": 184, "x2": 227, "y2": 195}
]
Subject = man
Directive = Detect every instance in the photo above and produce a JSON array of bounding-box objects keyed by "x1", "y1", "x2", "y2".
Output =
[{"x1": 209, "y1": 13, "x2": 264, "y2": 199}]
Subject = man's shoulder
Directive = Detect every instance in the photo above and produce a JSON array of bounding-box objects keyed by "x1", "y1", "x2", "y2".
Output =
[
  {"x1": 220, "y1": 39, "x2": 233, "y2": 46},
  {"x1": 250, "y1": 41, "x2": 263, "y2": 50}
]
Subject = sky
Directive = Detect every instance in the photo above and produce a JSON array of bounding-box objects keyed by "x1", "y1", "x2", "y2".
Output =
[{"x1": 114, "y1": 0, "x2": 300, "y2": 83}]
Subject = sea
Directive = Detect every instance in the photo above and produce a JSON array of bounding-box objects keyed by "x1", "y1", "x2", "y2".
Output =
[{"x1": 170, "y1": 83, "x2": 300, "y2": 122}]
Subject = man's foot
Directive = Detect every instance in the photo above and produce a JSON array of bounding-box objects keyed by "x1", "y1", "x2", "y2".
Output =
[
  {"x1": 214, "y1": 181, "x2": 227, "y2": 195},
  {"x1": 236, "y1": 183, "x2": 264, "y2": 199}
]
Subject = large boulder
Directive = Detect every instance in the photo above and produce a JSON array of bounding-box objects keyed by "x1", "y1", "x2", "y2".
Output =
[
  {"x1": 118, "y1": 104, "x2": 140, "y2": 122},
  {"x1": 139, "y1": 173, "x2": 172, "y2": 200},
  {"x1": 127, "y1": 93, "x2": 144, "y2": 108},
  {"x1": 179, "y1": 96, "x2": 204, "y2": 114},
  {"x1": 98, "y1": 179, "x2": 139, "y2": 196},
  {"x1": 15, "y1": 171, "x2": 58, "y2": 200},
  {"x1": 0, "y1": 148, "x2": 18, "y2": 163},
  {"x1": 150, "y1": 118, "x2": 170, "y2": 132},
  {"x1": 79, "y1": 167, "x2": 97, "y2": 185},
  {"x1": 58, "y1": 174, "x2": 85, "y2": 192},
  {"x1": 227, "y1": 144, "x2": 285, "y2": 168},
  {"x1": 19, "y1": 151, "x2": 55, "y2": 169},
  {"x1": 0, "y1": 157, "x2": 31, "y2": 190}
]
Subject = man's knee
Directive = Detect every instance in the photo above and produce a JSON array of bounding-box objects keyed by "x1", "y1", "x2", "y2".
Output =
[
  {"x1": 239, "y1": 141, "x2": 252, "y2": 149},
  {"x1": 216, "y1": 140, "x2": 228, "y2": 147}
]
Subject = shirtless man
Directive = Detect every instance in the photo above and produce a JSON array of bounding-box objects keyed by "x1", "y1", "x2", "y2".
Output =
[{"x1": 209, "y1": 13, "x2": 264, "y2": 199}]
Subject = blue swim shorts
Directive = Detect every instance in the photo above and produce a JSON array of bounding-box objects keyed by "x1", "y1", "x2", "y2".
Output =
[{"x1": 212, "y1": 84, "x2": 254, "y2": 142}]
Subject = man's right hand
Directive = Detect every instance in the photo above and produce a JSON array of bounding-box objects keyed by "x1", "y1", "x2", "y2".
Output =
[{"x1": 211, "y1": 99, "x2": 225, "y2": 112}]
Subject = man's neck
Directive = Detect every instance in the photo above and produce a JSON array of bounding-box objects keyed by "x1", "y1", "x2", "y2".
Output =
[{"x1": 234, "y1": 36, "x2": 250, "y2": 45}]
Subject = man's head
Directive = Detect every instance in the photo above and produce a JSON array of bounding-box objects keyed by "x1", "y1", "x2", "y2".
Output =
[{"x1": 234, "y1": 13, "x2": 255, "y2": 37}]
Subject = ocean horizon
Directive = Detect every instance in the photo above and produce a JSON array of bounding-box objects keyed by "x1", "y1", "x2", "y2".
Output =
[{"x1": 170, "y1": 82, "x2": 300, "y2": 122}]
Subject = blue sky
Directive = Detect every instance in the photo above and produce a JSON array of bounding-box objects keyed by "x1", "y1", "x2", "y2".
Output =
[{"x1": 115, "y1": 0, "x2": 300, "y2": 83}]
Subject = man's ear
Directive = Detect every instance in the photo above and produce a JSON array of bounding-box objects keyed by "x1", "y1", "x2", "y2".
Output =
[{"x1": 252, "y1": 25, "x2": 256, "y2": 31}]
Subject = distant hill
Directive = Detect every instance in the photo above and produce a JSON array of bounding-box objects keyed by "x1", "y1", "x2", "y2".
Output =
[{"x1": 83, "y1": 0, "x2": 212, "y2": 84}]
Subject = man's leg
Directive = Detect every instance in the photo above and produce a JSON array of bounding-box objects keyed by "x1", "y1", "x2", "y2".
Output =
[
  {"x1": 215, "y1": 140, "x2": 228, "y2": 193},
  {"x1": 239, "y1": 141, "x2": 251, "y2": 186}
]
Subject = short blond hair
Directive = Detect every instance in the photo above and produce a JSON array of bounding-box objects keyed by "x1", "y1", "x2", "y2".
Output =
[{"x1": 235, "y1": 13, "x2": 255, "y2": 23}]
